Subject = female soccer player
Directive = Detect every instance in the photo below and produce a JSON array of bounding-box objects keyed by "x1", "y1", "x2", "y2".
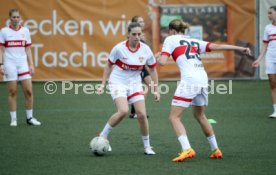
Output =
[
  {"x1": 0, "y1": 9, "x2": 41, "y2": 126},
  {"x1": 96, "y1": 22, "x2": 160, "y2": 155},
  {"x1": 252, "y1": 5, "x2": 276, "y2": 118},
  {"x1": 129, "y1": 15, "x2": 153, "y2": 119},
  {"x1": 157, "y1": 19, "x2": 251, "y2": 162}
]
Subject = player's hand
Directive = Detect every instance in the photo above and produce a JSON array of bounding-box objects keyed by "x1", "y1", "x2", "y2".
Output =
[
  {"x1": 243, "y1": 47, "x2": 251, "y2": 56},
  {"x1": 29, "y1": 64, "x2": 35, "y2": 75},
  {"x1": 96, "y1": 84, "x2": 105, "y2": 95},
  {"x1": 154, "y1": 92, "x2": 160, "y2": 102},
  {"x1": 252, "y1": 60, "x2": 260, "y2": 68},
  {"x1": 155, "y1": 52, "x2": 161, "y2": 58}
]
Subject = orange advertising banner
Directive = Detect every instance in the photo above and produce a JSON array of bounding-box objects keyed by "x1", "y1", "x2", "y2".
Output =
[{"x1": 0, "y1": 0, "x2": 256, "y2": 81}]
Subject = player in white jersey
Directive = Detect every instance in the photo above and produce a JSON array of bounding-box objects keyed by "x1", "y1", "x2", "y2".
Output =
[
  {"x1": 95, "y1": 22, "x2": 160, "y2": 155},
  {"x1": 0, "y1": 9, "x2": 41, "y2": 126},
  {"x1": 252, "y1": 5, "x2": 276, "y2": 118},
  {"x1": 157, "y1": 19, "x2": 251, "y2": 162},
  {"x1": 129, "y1": 15, "x2": 153, "y2": 119}
]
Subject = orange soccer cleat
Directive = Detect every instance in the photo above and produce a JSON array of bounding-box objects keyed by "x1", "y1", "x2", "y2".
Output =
[
  {"x1": 172, "y1": 148, "x2": 196, "y2": 162},
  {"x1": 210, "y1": 148, "x2": 223, "y2": 159}
]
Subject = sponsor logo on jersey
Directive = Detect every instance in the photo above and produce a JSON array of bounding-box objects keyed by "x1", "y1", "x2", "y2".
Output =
[
  {"x1": 5, "y1": 40, "x2": 25, "y2": 47},
  {"x1": 115, "y1": 59, "x2": 143, "y2": 71}
]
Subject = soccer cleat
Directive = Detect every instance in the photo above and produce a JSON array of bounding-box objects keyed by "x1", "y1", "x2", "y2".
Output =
[
  {"x1": 144, "y1": 146, "x2": 156, "y2": 155},
  {"x1": 210, "y1": 148, "x2": 223, "y2": 159},
  {"x1": 129, "y1": 114, "x2": 137, "y2": 119},
  {"x1": 10, "y1": 120, "x2": 17, "y2": 127},
  {"x1": 269, "y1": 112, "x2": 276, "y2": 118},
  {"x1": 26, "y1": 118, "x2": 41, "y2": 126},
  {"x1": 172, "y1": 148, "x2": 196, "y2": 162},
  {"x1": 129, "y1": 113, "x2": 134, "y2": 118}
]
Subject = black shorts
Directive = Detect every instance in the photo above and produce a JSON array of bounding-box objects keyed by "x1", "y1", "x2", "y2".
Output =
[{"x1": 141, "y1": 66, "x2": 150, "y2": 80}]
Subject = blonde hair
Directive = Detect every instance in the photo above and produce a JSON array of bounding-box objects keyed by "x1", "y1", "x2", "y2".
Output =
[{"x1": 168, "y1": 19, "x2": 189, "y2": 33}]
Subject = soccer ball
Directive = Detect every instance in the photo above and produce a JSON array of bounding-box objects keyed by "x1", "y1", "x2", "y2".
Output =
[{"x1": 89, "y1": 136, "x2": 110, "y2": 156}]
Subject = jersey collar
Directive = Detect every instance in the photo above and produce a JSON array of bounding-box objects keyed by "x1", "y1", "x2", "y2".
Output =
[
  {"x1": 126, "y1": 40, "x2": 140, "y2": 53},
  {"x1": 9, "y1": 25, "x2": 22, "y2": 31}
]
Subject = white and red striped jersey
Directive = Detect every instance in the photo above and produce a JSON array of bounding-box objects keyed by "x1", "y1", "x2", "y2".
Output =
[
  {"x1": 263, "y1": 23, "x2": 276, "y2": 62},
  {"x1": 108, "y1": 40, "x2": 156, "y2": 84},
  {"x1": 161, "y1": 35, "x2": 211, "y2": 87},
  {"x1": 0, "y1": 25, "x2": 32, "y2": 64}
]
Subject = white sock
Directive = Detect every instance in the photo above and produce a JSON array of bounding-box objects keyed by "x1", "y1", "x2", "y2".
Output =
[
  {"x1": 10, "y1": 111, "x2": 17, "y2": 121},
  {"x1": 26, "y1": 109, "x2": 33, "y2": 119},
  {"x1": 142, "y1": 135, "x2": 150, "y2": 148},
  {"x1": 178, "y1": 135, "x2": 191, "y2": 150},
  {"x1": 207, "y1": 135, "x2": 218, "y2": 151},
  {"x1": 99, "y1": 123, "x2": 113, "y2": 138},
  {"x1": 273, "y1": 104, "x2": 276, "y2": 112}
]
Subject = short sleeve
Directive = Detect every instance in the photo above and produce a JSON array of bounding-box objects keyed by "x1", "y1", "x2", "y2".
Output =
[
  {"x1": 161, "y1": 37, "x2": 174, "y2": 56},
  {"x1": 0, "y1": 29, "x2": 5, "y2": 46},
  {"x1": 263, "y1": 25, "x2": 269, "y2": 43},
  {"x1": 108, "y1": 45, "x2": 119, "y2": 64},
  {"x1": 25, "y1": 28, "x2": 32, "y2": 47},
  {"x1": 196, "y1": 39, "x2": 211, "y2": 53},
  {"x1": 145, "y1": 47, "x2": 156, "y2": 68}
]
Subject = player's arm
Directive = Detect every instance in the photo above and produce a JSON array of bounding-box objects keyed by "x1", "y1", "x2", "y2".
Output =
[
  {"x1": 252, "y1": 43, "x2": 268, "y2": 68},
  {"x1": 156, "y1": 52, "x2": 170, "y2": 66},
  {"x1": 0, "y1": 46, "x2": 4, "y2": 75},
  {"x1": 148, "y1": 66, "x2": 160, "y2": 102},
  {"x1": 97, "y1": 62, "x2": 113, "y2": 95},
  {"x1": 209, "y1": 43, "x2": 251, "y2": 55},
  {"x1": 26, "y1": 46, "x2": 35, "y2": 75}
]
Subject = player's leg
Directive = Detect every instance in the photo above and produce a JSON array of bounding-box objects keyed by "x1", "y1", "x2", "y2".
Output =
[
  {"x1": 192, "y1": 106, "x2": 214, "y2": 136},
  {"x1": 129, "y1": 82, "x2": 155, "y2": 154},
  {"x1": 170, "y1": 105, "x2": 196, "y2": 162},
  {"x1": 99, "y1": 97, "x2": 128, "y2": 152},
  {"x1": 129, "y1": 67, "x2": 151, "y2": 119},
  {"x1": 268, "y1": 74, "x2": 276, "y2": 118},
  {"x1": 18, "y1": 63, "x2": 41, "y2": 126},
  {"x1": 133, "y1": 100, "x2": 148, "y2": 135},
  {"x1": 192, "y1": 87, "x2": 222, "y2": 159},
  {"x1": 100, "y1": 84, "x2": 129, "y2": 138},
  {"x1": 4, "y1": 63, "x2": 18, "y2": 126},
  {"x1": 141, "y1": 67, "x2": 151, "y2": 118},
  {"x1": 129, "y1": 104, "x2": 136, "y2": 118},
  {"x1": 170, "y1": 82, "x2": 197, "y2": 162},
  {"x1": 192, "y1": 106, "x2": 222, "y2": 159},
  {"x1": 21, "y1": 78, "x2": 41, "y2": 125},
  {"x1": 133, "y1": 100, "x2": 155, "y2": 155},
  {"x1": 7, "y1": 81, "x2": 18, "y2": 126},
  {"x1": 100, "y1": 97, "x2": 129, "y2": 138},
  {"x1": 130, "y1": 75, "x2": 151, "y2": 118},
  {"x1": 265, "y1": 62, "x2": 276, "y2": 117},
  {"x1": 107, "y1": 97, "x2": 129, "y2": 127}
]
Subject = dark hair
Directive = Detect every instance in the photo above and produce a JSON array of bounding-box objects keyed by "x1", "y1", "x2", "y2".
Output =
[
  {"x1": 131, "y1": 16, "x2": 140, "y2": 23},
  {"x1": 270, "y1": 6, "x2": 276, "y2": 11},
  {"x1": 9, "y1": 9, "x2": 19, "y2": 17},
  {"x1": 168, "y1": 19, "x2": 189, "y2": 33},
  {"x1": 127, "y1": 22, "x2": 141, "y2": 33}
]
